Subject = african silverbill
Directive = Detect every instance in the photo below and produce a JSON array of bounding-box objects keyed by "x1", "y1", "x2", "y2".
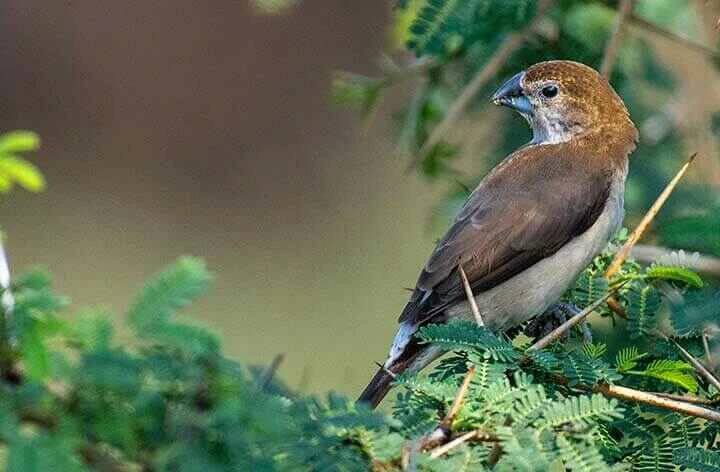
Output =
[{"x1": 358, "y1": 60, "x2": 638, "y2": 408}]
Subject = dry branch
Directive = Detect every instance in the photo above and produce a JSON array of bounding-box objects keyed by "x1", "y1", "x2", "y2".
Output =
[
  {"x1": 600, "y1": 0, "x2": 633, "y2": 78},
  {"x1": 459, "y1": 264, "x2": 484, "y2": 327},
  {"x1": 605, "y1": 153, "x2": 697, "y2": 278},
  {"x1": 595, "y1": 383, "x2": 720, "y2": 422}
]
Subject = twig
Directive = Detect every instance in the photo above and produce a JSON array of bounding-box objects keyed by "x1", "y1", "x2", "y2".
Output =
[
  {"x1": 458, "y1": 264, "x2": 484, "y2": 327},
  {"x1": 629, "y1": 14, "x2": 720, "y2": 60},
  {"x1": 600, "y1": 0, "x2": 633, "y2": 78},
  {"x1": 703, "y1": 330, "x2": 715, "y2": 370},
  {"x1": 528, "y1": 286, "x2": 623, "y2": 351},
  {"x1": 417, "y1": 368, "x2": 475, "y2": 451},
  {"x1": 605, "y1": 153, "x2": 698, "y2": 278},
  {"x1": 256, "y1": 353, "x2": 285, "y2": 391},
  {"x1": 441, "y1": 367, "x2": 475, "y2": 428},
  {"x1": 379, "y1": 56, "x2": 439, "y2": 83},
  {"x1": 630, "y1": 244, "x2": 720, "y2": 277},
  {"x1": 606, "y1": 298, "x2": 628, "y2": 319},
  {"x1": 668, "y1": 336, "x2": 720, "y2": 392},
  {"x1": 594, "y1": 383, "x2": 720, "y2": 422},
  {"x1": 651, "y1": 391, "x2": 720, "y2": 405},
  {"x1": 428, "y1": 430, "x2": 477, "y2": 459},
  {"x1": 407, "y1": 0, "x2": 555, "y2": 171}
]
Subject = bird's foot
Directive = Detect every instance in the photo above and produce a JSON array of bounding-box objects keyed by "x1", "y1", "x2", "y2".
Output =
[{"x1": 523, "y1": 303, "x2": 592, "y2": 344}]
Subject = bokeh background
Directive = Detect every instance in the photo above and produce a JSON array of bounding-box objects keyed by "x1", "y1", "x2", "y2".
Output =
[{"x1": 0, "y1": 0, "x2": 718, "y2": 396}]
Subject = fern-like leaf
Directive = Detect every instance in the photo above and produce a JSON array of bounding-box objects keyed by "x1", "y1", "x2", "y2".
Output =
[
  {"x1": 418, "y1": 321, "x2": 519, "y2": 361},
  {"x1": 615, "y1": 347, "x2": 647, "y2": 373},
  {"x1": 127, "y1": 257, "x2": 212, "y2": 333},
  {"x1": 557, "y1": 435, "x2": 614, "y2": 472},
  {"x1": 541, "y1": 394, "x2": 623, "y2": 431},
  {"x1": 625, "y1": 283, "x2": 661, "y2": 339},
  {"x1": 674, "y1": 447, "x2": 720, "y2": 471},
  {"x1": 645, "y1": 265, "x2": 703, "y2": 288},
  {"x1": 639, "y1": 359, "x2": 698, "y2": 393}
]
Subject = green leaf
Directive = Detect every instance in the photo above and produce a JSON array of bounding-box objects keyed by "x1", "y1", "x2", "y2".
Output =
[
  {"x1": 674, "y1": 447, "x2": 720, "y2": 471},
  {"x1": 640, "y1": 359, "x2": 698, "y2": 393},
  {"x1": 583, "y1": 342, "x2": 608, "y2": 360},
  {"x1": 645, "y1": 265, "x2": 703, "y2": 288},
  {"x1": 330, "y1": 71, "x2": 385, "y2": 116},
  {"x1": 70, "y1": 310, "x2": 113, "y2": 351},
  {"x1": 571, "y1": 272, "x2": 609, "y2": 308},
  {"x1": 541, "y1": 394, "x2": 623, "y2": 430},
  {"x1": 0, "y1": 130, "x2": 40, "y2": 153},
  {"x1": 127, "y1": 256, "x2": 212, "y2": 333},
  {"x1": 0, "y1": 157, "x2": 46, "y2": 192},
  {"x1": 20, "y1": 321, "x2": 51, "y2": 381},
  {"x1": 615, "y1": 347, "x2": 647, "y2": 373},
  {"x1": 625, "y1": 283, "x2": 662, "y2": 338},
  {"x1": 634, "y1": 432, "x2": 685, "y2": 472},
  {"x1": 557, "y1": 435, "x2": 614, "y2": 472},
  {"x1": 669, "y1": 289, "x2": 720, "y2": 337},
  {"x1": 418, "y1": 320, "x2": 518, "y2": 362}
]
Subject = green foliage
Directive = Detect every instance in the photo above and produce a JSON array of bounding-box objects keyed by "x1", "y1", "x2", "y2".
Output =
[
  {"x1": 674, "y1": 447, "x2": 720, "y2": 471},
  {"x1": 0, "y1": 131, "x2": 45, "y2": 194},
  {"x1": 625, "y1": 282, "x2": 662, "y2": 338},
  {"x1": 330, "y1": 72, "x2": 387, "y2": 117},
  {"x1": 645, "y1": 265, "x2": 704, "y2": 288},
  {"x1": 669, "y1": 289, "x2": 720, "y2": 337},
  {"x1": 638, "y1": 359, "x2": 698, "y2": 393}
]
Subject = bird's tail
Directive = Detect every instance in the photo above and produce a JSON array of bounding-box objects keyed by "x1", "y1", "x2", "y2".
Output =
[
  {"x1": 357, "y1": 340, "x2": 443, "y2": 409},
  {"x1": 357, "y1": 366, "x2": 395, "y2": 409}
]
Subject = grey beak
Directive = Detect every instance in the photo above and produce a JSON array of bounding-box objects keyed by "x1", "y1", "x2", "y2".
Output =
[{"x1": 492, "y1": 71, "x2": 531, "y2": 114}]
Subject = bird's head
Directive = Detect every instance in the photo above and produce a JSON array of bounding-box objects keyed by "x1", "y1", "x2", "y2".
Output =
[{"x1": 492, "y1": 60, "x2": 637, "y2": 146}]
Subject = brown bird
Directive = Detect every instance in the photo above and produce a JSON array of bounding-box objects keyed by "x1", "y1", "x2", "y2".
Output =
[{"x1": 358, "y1": 60, "x2": 638, "y2": 408}]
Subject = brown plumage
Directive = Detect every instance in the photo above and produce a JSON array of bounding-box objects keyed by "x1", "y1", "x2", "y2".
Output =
[{"x1": 358, "y1": 61, "x2": 638, "y2": 409}]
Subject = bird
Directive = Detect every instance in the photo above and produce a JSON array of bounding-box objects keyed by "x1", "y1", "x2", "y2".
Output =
[{"x1": 358, "y1": 60, "x2": 638, "y2": 408}]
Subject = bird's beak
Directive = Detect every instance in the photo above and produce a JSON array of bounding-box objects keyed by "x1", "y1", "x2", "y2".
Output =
[{"x1": 492, "y1": 71, "x2": 532, "y2": 114}]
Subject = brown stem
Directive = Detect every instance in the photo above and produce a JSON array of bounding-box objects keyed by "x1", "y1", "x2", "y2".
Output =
[
  {"x1": 594, "y1": 383, "x2": 720, "y2": 422},
  {"x1": 605, "y1": 153, "x2": 697, "y2": 278},
  {"x1": 458, "y1": 264, "x2": 484, "y2": 327},
  {"x1": 600, "y1": 0, "x2": 633, "y2": 78}
]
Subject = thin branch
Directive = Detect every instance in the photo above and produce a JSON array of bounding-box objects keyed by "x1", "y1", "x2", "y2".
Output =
[
  {"x1": 669, "y1": 336, "x2": 720, "y2": 392},
  {"x1": 629, "y1": 244, "x2": 720, "y2": 277},
  {"x1": 458, "y1": 264, "x2": 484, "y2": 327},
  {"x1": 528, "y1": 286, "x2": 624, "y2": 351},
  {"x1": 629, "y1": 14, "x2": 720, "y2": 60},
  {"x1": 379, "y1": 55, "x2": 439, "y2": 83},
  {"x1": 428, "y1": 430, "x2": 477, "y2": 459},
  {"x1": 594, "y1": 383, "x2": 720, "y2": 422},
  {"x1": 605, "y1": 153, "x2": 698, "y2": 278},
  {"x1": 650, "y1": 391, "x2": 720, "y2": 405},
  {"x1": 256, "y1": 353, "x2": 285, "y2": 391},
  {"x1": 703, "y1": 330, "x2": 715, "y2": 370},
  {"x1": 407, "y1": 0, "x2": 555, "y2": 171},
  {"x1": 417, "y1": 368, "x2": 475, "y2": 452},
  {"x1": 600, "y1": 0, "x2": 633, "y2": 78},
  {"x1": 442, "y1": 366, "x2": 475, "y2": 428}
]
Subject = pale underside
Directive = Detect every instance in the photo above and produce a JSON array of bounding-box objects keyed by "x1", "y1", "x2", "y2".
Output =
[{"x1": 384, "y1": 163, "x2": 627, "y2": 370}]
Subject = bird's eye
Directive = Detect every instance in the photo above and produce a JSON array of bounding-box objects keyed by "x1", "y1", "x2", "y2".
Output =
[{"x1": 540, "y1": 85, "x2": 558, "y2": 98}]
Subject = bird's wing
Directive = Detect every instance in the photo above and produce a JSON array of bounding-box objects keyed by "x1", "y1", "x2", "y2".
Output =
[{"x1": 399, "y1": 145, "x2": 615, "y2": 324}]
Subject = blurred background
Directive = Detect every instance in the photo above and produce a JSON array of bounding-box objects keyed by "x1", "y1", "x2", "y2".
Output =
[{"x1": 0, "y1": 0, "x2": 718, "y2": 396}]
